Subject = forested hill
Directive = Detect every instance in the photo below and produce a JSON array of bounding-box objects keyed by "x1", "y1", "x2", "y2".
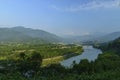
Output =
[
  {"x1": 99, "y1": 37, "x2": 120, "y2": 53},
  {"x1": 0, "y1": 27, "x2": 62, "y2": 43}
]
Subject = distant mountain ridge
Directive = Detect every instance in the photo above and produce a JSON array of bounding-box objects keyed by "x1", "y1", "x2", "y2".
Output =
[
  {"x1": 0, "y1": 26, "x2": 119, "y2": 44},
  {"x1": 98, "y1": 32, "x2": 120, "y2": 42},
  {"x1": 0, "y1": 26, "x2": 62, "y2": 43},
  {"x1": 64, "y1": 31, "x2": 120, "y2": 43}
]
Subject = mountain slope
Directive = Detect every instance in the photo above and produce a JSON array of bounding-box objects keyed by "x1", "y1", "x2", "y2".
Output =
[
  {"x1": 0, "y1": 27, "x2": 61, "y2": 43},
  {"x1": 11, "y1": 27, "x2": 61, "y2": 41},
  {"x1": 97, "y1": 32, "x2": 120, "y2": 42}
]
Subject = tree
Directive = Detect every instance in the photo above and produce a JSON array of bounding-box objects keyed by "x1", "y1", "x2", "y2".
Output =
[
  {"x1": 19, "y1": 52, "x2": 25, "y2": 60},
  {"x1": 17, "y1": 51, "x2": 42, "y2": 76},
  {"x1": 79, "y1": 59, "x2": 90, "y2": 73},
  {"x1": 29, "y1": 51, "x2": 42, "y2": 71}
]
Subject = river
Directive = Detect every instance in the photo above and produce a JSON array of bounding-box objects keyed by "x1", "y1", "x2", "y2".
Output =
[{"x1": 60, "y1": 45, "x2": 102, "y2": 68}]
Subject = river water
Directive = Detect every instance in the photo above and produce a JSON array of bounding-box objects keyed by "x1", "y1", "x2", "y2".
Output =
[{"x1": 60, "y1": 46, "x2": 102, "y2": 68}]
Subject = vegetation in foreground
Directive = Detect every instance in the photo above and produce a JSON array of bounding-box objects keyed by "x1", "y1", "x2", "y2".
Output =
[
  {"x1": 0, "y1": 38, "x2": 120, "y2": 80},
  {"x1": 0, "y1": 43, "x2": 83, "y2": 66}
]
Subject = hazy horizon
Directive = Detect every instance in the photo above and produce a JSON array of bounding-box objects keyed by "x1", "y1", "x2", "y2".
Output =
[{"x1": 0, "y1": 0, "x2": 120, "y2": 36}]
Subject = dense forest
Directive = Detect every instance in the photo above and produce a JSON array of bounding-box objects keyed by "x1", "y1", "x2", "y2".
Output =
[{"x1": 0, "y1": 37, "x2": 120, "y2": 80}]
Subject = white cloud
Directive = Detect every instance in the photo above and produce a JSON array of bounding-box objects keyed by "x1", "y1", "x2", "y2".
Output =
[{"x1": 51, "y1": 0, "x2": 120, "y2": 12}]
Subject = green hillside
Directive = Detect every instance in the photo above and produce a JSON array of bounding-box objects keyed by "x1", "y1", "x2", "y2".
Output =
[{"x1": 0, "y1": 27, "x2": 62, "y2": 43}]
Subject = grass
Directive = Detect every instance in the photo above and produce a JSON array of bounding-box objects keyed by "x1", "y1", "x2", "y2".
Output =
[
  {"x1": 0, "y1": 56, "x2": 7, "y2": 60},
  {"x1": 42, "y1": 56, "x2": 64, "y2": 67}
]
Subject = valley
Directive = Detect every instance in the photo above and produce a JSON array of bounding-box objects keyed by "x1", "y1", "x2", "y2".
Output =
[
  {"x1": 0, "y1": 27, "x2": 120, "y2": 80},
  {"x1": 0, "y1": 0, "x2": 120, "y2": 79}
]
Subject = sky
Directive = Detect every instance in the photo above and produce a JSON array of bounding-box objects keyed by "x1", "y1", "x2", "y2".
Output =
[{"x1": 0, "y1": 0, "x2": 120, "y2": 36}]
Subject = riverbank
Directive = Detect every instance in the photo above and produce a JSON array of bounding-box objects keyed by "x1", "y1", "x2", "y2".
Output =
[
  {"x1": 61, "y1": 46, "x2": 102, "y2": 68},
  {"x1": 42, "y1": 50, "x2": 83, "y2": 67},
  {"x1": 42, "y1": 56, "x2": 64, "y2": 67}
]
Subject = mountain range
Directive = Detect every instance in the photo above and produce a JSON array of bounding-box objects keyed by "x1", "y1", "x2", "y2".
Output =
[
  {"x1": 65, "y1": 32, "x2": 120, "y2": 43},
  {"x1": 0, "y1": 26, "x2": 61, "y2": 43},
  {"x1": 0, "y1": 26, "x2": 120, "y2": 44},
  {"x1": 97, "y1": 32, "x2": 120, "y2": 42}
]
